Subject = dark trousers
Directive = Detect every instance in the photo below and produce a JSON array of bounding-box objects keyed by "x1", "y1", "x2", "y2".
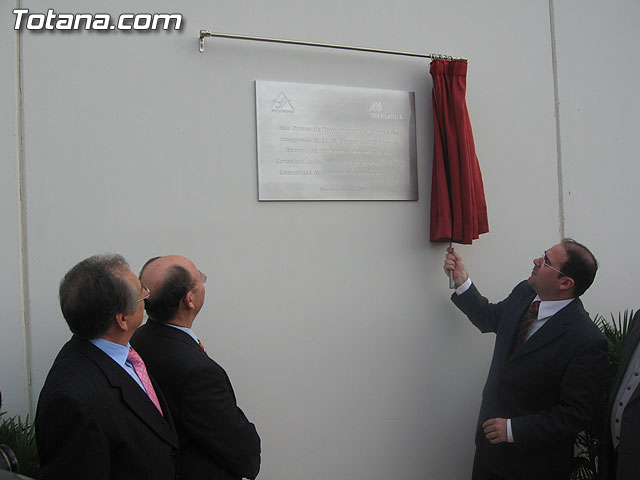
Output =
[
  {"x1": 471, "y1": 439, "x2": 571, "y2": 480},
  {"x1": 471, "y1": 442, "x2": 511, "y2": 480}
]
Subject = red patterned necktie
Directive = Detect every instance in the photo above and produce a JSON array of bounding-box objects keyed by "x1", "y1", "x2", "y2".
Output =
[
  {"x1": 127, "y1": 347, "x2": 163, "y2": 416},
  {"x1": 513, "y1": 301, "x2": 541, "y2": 351},
  {"x1": 198, "y1": 339, "x2": 207, "y2": 354}
]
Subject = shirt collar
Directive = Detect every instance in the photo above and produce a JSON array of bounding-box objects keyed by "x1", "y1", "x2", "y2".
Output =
[
  {"x1": 166, "y1": 323, "x2": 199, "y2": 344},
  {"x1": 533, "y1": 295, "x2": 574, "y2": 319},
  {"x1": 89, "y1": 338, "x2": 131, "y2": 367}
]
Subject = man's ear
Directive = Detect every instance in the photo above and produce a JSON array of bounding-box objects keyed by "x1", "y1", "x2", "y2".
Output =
[
  {"x1": 114, "y1": 313, "x2": 128, "y2": 331},
  {"x1": 559, "y1": 276, "x2": 575, "y2": 292},
  {"x1": 182, "y1": 290, "x2": 195, "y2": 310}
]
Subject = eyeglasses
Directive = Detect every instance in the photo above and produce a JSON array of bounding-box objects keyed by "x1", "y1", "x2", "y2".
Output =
[
  {"x1": 138, "y1": 285, "x2": 151, "y2": 302},
  {"x1": 199, "y1": 271, "x2": 207, "y2": 284},
  {"x1": 541, "y1": 251, "x2": 566, "y2": 276}
]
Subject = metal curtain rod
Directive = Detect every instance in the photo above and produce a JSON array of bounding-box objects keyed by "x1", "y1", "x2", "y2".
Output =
[{"x1": 198, "y1": 30, "x2": 467, "y2": 61}]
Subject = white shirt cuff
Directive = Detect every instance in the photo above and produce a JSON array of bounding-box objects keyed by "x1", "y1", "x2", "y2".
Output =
[
  {"x1": 507, "y1": 419, "x2": 514, "y2": 443},
  {"x1": 455, "y1": 277, "x2": 472, "y2": 295}
]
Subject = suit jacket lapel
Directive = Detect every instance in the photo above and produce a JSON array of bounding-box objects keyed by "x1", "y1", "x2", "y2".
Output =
[
  {"x1": 501, "y1": 292, "x2": 537, "y2": 362},
  {"x1": 507, "y1": 298, "x2": 581, "y2": 361},
  {"x1": 511, "y1": 314, "x2": 566, "y2": 359},
  {"x1": 143, "y1": 321, "x2": 234, "y2": 399},
  {"x1": 72, "y1": 337, "x2": 178, "y2": 447},
  {"x1": 116, "y1": 377, "x2": 177, "y2": 446},
  {"x1": 146, "y1": 319, "x2": 206, "y2": 354}
]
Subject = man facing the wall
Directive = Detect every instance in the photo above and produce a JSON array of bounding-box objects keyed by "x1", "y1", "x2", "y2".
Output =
[
  {"x1": 35, "y1": 254, "x2": 179, "y2": 480},
  {"x1": 443, "y1": 239, "x2": 608, "y2": 480},
  {"x1": 131, "y1": 255, "x2": 261, "y2": 480}
]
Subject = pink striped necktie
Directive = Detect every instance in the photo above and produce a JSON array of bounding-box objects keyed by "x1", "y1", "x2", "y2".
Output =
[{"x1": 127, "y1": 347, "x2": 163, "y2": 416}]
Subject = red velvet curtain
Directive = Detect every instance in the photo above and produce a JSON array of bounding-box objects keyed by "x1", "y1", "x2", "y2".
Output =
[{"x1": 429, "y1": 59, "x2": 489, "y2": 245}]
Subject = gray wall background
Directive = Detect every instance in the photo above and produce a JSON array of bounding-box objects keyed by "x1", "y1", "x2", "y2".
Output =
[{"x1": 1, "y1": 1, "x2": 638, "y2": 479}]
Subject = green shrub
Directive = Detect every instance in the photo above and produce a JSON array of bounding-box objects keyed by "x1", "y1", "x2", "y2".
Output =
[
  {"x1": 571, "y1": 309, "x2": 635, "y2": 480},
  {"x1": 0, "y1": 410, "x2": 41, "y2": 479}
]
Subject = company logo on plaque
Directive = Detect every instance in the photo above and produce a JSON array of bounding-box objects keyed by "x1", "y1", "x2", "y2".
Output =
[
  {"x1": 271, "y1": 92, "x2": 295, "y2": 113},
  {"x1": 369, "y1": 100, "x2": 382, "y2": 112},
  {"x1": 368, "y1": 100, "x2": 405, "y2": 120},
  {"x1": 255, "y1": 80, "x2": 417, "y2": 201}
]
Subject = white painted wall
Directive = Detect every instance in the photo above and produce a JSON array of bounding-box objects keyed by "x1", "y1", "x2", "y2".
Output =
[
  {"x1": 1, "y1": 0, "x2": 637, "y2": 479},
  {"x1": 553, "y1": 0, "x2": 640, "y2": 317},
  {"x1": 0, "y1": 2, "x2": 28, "y2": 417}
]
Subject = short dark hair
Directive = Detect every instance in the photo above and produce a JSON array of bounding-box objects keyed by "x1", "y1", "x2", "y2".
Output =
[
  {"x1": 144, "y1": 265, "x2": 195, "y2": 323},
  {"x1": 59, "y1": 254, "x2": 137, "y2": 339},
  {"x1": 560, "y1": 238, "x2": 598, "y2": 297}
]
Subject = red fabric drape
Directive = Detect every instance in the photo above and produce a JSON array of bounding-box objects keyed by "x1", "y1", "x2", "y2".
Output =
[{"x1": 429, "y1": 59, "x2": 489, "y2": 245}]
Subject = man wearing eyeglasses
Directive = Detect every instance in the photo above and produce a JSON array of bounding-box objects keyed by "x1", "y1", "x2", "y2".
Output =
[
  {"x1": 131, "y1": 255, "x2": 261, "y2": 480},
  {"x1": 35, "y1": 254, "x2": 179, "y2": 480},
  {"x1": 443, "y1": 239, "x2": 607, "y2": 480}
]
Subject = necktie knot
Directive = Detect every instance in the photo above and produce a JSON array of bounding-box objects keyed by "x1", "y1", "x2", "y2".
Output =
[
  {"x1": 126, "y1": 347, "x2": 144, "y2": 369},
  {"x1": 529, "y1": 300, "x2": 541, "y2": 316},
  {"x1": 127, "y1": 347, "x2": 163, "y2": 416}
]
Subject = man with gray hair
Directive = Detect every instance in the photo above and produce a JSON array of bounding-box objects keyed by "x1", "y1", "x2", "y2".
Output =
[{"x1": 35, "y1": 254, "x2": 179, "y2": 480}]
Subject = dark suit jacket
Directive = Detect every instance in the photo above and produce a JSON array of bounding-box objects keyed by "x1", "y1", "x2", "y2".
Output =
[
  {"x1": 600, "y1": 310, "x2": 640, "y2": 480},
  {"x1": 452, "y1": 280, "x2": 608, "y2": 480},
  {"x1": 35, "y1": 336, "x2": 179, "y2": 480},
  {"x1": 131, "y1": 320, "x2": 261, "y2": 480}
]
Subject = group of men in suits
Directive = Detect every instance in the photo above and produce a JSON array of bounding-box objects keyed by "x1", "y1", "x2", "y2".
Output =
[
  {"x1": 444, "y1": 238, "x2": 639, "y2": 480},
  {"x1": 33, "y1": 238, "x2": 639, "y2": 480},
  {"x1": 35, "y1": 254, "x2": 260, "y2": 480}
]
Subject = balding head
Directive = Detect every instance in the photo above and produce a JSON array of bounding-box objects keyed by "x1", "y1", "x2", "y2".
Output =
[
  {"x1": 141, "y1": 255, "x2": 205, "y2": 325},
  {"x1": 559, "y1": 238, "x2": 598, "y2": 297}
]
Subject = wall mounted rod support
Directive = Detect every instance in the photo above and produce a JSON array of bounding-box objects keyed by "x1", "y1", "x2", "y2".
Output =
[{"x1": 198, "y1": 30, "x2": 466, "y2": 61}]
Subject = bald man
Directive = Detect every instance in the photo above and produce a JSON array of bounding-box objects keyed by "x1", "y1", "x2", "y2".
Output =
[{"x1": 131, "y1": 256, "x2": 260, "y2": 480}]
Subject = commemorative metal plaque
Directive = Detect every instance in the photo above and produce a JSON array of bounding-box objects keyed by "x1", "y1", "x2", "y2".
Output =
[{"x1": 255, "y1": 81, "x2": 417, "y2": 201}]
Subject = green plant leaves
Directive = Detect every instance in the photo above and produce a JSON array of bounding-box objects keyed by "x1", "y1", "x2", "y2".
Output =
[{"x1": 0, "y1": 410, "x2": 41, "y2": 478}]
